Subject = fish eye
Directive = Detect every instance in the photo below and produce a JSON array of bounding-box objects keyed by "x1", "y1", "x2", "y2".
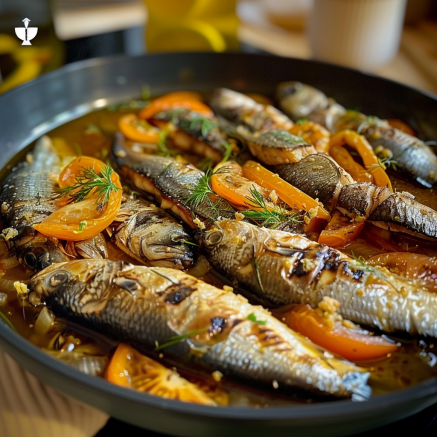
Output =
[
  {"x1": 47, "y1": 271, "x2": 70, "y2": 288},
  {"x1": 206, "y1": 230, "x2": 223, "y2": 246},
  {"x1": 24, "y1": 253, "x2": 37, "y2": 269}
]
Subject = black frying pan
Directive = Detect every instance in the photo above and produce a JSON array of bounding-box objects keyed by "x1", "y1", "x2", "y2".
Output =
[{"x1": 1, "y1": 53, "x2": 437, "y2": 437}]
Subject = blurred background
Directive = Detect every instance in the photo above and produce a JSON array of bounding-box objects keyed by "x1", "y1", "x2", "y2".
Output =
[{"x1": 0, "y1": 0, "x2": 437, "y2": 94}]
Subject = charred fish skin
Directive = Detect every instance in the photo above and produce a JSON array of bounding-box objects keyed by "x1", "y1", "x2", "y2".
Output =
[
  {"x1": 276, "y1": 81, "x2": 437, "y2": 187},
  {"x1": 209, "y1": 88, "x2": 293, "y2": 133},
  {"x1": 200, "y1": 219, "x2": 437, "y2": 337},
  {"x1": 112, "y1": 132, "x2": 238, "y2": 226},
  {"x1": 29, "y1": 259, "x2": 370, "y2": 400},
  {"x1": 275, "y1": 157, "x2": 437, "y2": 239},
  {"x1": 0, "y1": 136, "x2": 69, "y2": 270},
  {"x1": 113, "y1": 197, "x2": 196, "y2": 270}
]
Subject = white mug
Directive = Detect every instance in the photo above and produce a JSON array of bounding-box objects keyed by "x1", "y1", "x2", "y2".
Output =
[{"x1": 308, "y1": 0, "x2": 407, "y2": 70}]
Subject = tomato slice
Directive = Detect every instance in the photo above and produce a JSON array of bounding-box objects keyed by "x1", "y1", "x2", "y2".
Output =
[
  {"x1": 106, "y1": 343, "x2": 220, "y2": 405},
  {"x1": 318, "y1": 210, "x2": 365, "y2": 248},
  {"x1": 118, "y1": 113, "x2": 161, "y2": 143},
  {"x1": 278, "y1": 304, "x2": 398, "y2": 361},
  {"x1": 138, "y1": 91, "x2": 212, "y2": 120},
  {"x1": 34, "y1": 157, "x2": 122, "y2": 241}
]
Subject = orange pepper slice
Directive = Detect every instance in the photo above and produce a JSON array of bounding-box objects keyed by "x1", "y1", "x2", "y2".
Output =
[
  {"x1": 138, "y1": 91, "x2": 212, "y2": 119},
  {"x1": 318, "y1": 210, "x2": 365, "y2": 248},
  {"x1": 278, "y1": 304, "x2": 398, "y2": 362},
  {"x1": 118, "y1": 113, "x2": 161, "y2": 143},
  {"x1": 330, "y1": 130, "x2": 392, "y2": 191}
]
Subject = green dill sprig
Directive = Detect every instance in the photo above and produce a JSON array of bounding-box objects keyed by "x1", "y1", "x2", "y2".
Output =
[
  {"x1": 241, "y1": 186, "x2": 302, "y2": 229},
  {"x1": 185, "y1": 169, "x2": 215, "y2": 209},
  {"x1": 156, "y1": 130, "x2": 176, "y2": 157},
  {"x1": 221, "y1": 142, "x2": 233, "y2": 163},
  {"x1": 57, "y1": 162, "x2": 121, "y2": 211},
  {"x1": 197, "y1": 157, "x2": 215, "y2": 172},
  {"x1": 155, "y1": 327, "x2": 209, "y2": 350},
  {"x1": 247, "y1": 313, "x2": 267, "y2": 325},
  {"x1": 357, "y1": 115, "x2": 385, "y2": 134},
  {"x1": 367, "y1": 157, "x2": 398, "y2": 172},
  {"x1": 107, "y1": 84, "x2": 151, "y2": 112},
  {"x1": 252, "y1": 258, "x2": 264, "y2": 293},
  {"x1": 181, "y1": 116, "x2": 219, "y2": 137},
  {"x1": 349, "y1": 252, "x2": 398, "y2": 291}
]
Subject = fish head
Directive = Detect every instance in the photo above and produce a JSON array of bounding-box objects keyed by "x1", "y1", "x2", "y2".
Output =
[
  {"x1": 20, "y1": 241, "x2": 69, "y2": 271},
  {"x1": 137, "y1": 222, "x2": 196, "y2": 269},
  {"x1": 29, "y1": 260, "x2": 121, "y2": 312},
  {"x1": 276, "y1": 81, "x2": 329, "y2": 120}
]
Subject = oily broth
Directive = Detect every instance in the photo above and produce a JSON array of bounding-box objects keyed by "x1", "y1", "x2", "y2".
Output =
[{"x1": 1, "y1": 107, "x2": 437, "y2": 407}]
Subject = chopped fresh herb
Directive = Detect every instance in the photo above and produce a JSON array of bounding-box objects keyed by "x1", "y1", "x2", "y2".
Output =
[
  {"x1": 346, "y1": 109, "x2": 360, "y2": 114},
  {"x1": 84, "y1": 124, "x2": 101, "y2": 135},
  {"x1": 155, "y1": 327, "x2": 209, "y2": 351},
  {"x1": 350, "y1": 252, "x2": 398, "y2": 291},
  {"x1": 241, "y1": 186, "x2": 302, "y2": 228},
  {"x1": 150, "y1": 268, "x2": 179, "y2": 285},
  {"x1": 367, "y1": 157, "x2": 398, "y2": 172},
  {"x1": 185, "y1": 169, "x2": 215, "y2": 209},
  {"x1": 221, "y1": 142, "x2": 233, "y2": 163},
  {"x1": 157, "y1": 130, "x2": 175, "y2": 157},
  {"x1": 270, "y1": 130, "x2": 304, "y2": 144},
  {"x1": 182, "y1": 240, "x2": 199, "y2": 247},
  {"x1": 74, "y1": 143, "x2": 82, "y2": 156},
  {"x1": 0, "y1": 312, "x2": 16, "y2": 331},
  {"x1": 73, "y1": 220, "x2": 87, "y2": 234},
  {"x1": 296, "y1": 118, "x2": 309, "y2": 125},
  {"x1": 252, "y1": 258, "x2": 264, "y2": 293},
  {"x1": 181, "y1": 116, "x2": 218, "y2": 138},
  {"x1": 107, "y1": 84, "x2": 151, "y2": 112},
  {"x1": 247, "y1": 312, "x2": 267, "y2": 325},
  {"x1": 57, "y1": 162, "x2": 121, "y2": 211}
]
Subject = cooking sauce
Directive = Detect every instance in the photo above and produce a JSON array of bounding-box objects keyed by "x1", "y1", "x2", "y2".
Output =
[{"x1": 1, "y1": 106, "x2": 437, "y2": 407}]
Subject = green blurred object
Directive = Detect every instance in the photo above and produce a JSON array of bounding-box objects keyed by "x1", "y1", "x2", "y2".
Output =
[{"x1": 144, "y1": 0, "x2": 239, "y2": 52}]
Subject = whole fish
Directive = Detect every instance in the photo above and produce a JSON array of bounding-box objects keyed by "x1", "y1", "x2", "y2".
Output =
[
  {"x1": 150, "y1": 109, "x2": 236, "y2": 163},
  {"x1": 276, "y1": 81, "x2": 437, "y2": 187},
  {"x1": 112, "y1": 197, "x2": 196, "y2": 269},
  {"x1": 112, "y1": 133, "x2": 237, "y2": 228},
  {"x1": 199, "y1": 219, "x2": 437, "y2": 337},
  {"x1": 28, "y1": 259, "x2": 370, "y2": 400},
  {"x1": 209, "y1": 88, "x2": 330, "y2": 153},
  {"x1": 0, "y1": 136, "x2": 69, "y2": 270},
  {"x1": 275, "y1": 156, "x2": 437, "y2": 238}
]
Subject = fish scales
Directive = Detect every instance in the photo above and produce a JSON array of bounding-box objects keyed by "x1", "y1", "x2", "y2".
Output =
[
  {"x1": 29, "y1": 259, "x2": 370, "y2": 399},
  {"x1": 0, "y1": 136, "x2": 69, "y2": 270},
  {"x1": 200, "y1": 219, "x2": 437, "y2": 337}
]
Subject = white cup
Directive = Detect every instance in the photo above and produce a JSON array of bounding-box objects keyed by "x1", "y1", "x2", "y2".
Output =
[{"x1": 308, "y1": 0, "x2": 407, "y2": 70}]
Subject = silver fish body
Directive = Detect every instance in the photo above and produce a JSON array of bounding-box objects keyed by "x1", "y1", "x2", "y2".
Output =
[
  {"x1": 210, "y1": 88, "x2": 293, "y2": 133},
  {"x1": 29, "y1": 259, "x2": 370, "y2": 399},
  {"x1": 275, "y1": 159, "x2": 437, "y2": 238},
  {"x1": 276, "y1": 81, "x2": 437, "y2": 187},
  {"x1": 112, "y1": 133, "x2": 237, "y2": 227},
  {"x1": 200, "y1": 219, "x2": 437, "y2": 337},
  {"x1": 113, "y1": 197, "x2": 196, "y2": 269},
  {"x1": 0, "y1": 136, "x2": 69, "y2": 270}
]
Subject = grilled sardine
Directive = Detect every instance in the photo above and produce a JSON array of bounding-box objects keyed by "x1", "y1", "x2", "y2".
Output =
[
  {"x1": 199, "y1": 219, "x2": 437, "y2": 337},
  {"x1": 28, "y1": 259, "x2": 370, "y2": 399},
  {"x1": 0, "y1": 136, "x2": 69, "y2": 270}
]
